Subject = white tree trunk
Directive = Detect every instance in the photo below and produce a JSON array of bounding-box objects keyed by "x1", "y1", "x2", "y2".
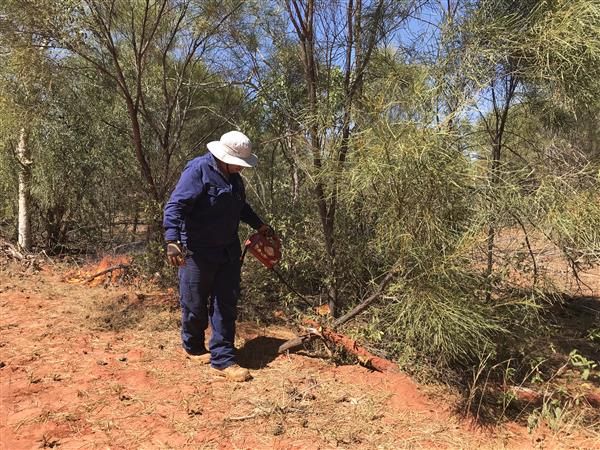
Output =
[{"x1": 17, "y1": 126, "x2": 32, "y2": 251}]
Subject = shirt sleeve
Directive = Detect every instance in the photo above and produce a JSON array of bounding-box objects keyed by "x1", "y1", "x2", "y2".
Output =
[
  {"x1": 240, "y1": 202, "x2": 264, "y2": 230},
  {"x1": 163, "y1": 163, "x2": 205, "y2": 242}
]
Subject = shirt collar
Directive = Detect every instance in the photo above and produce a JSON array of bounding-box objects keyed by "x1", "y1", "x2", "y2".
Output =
[
  {"x1": 207, "y1": 152, "x2": 219, "y2": 171},
  {"x1": 207, "y1": 152, "x2": 238, "y2": 183}
]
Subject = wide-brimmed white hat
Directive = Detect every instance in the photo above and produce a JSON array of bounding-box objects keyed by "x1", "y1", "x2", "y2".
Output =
[{"x1": 207, "y1": 131, "x2": 258, "y2": 168}]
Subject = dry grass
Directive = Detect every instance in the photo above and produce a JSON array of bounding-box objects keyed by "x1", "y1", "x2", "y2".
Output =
[{"x1": 1, "y1": 261, "x2": 598, "y2": 449}]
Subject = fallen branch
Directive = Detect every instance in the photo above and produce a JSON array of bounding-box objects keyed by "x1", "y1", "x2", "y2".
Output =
[
  {"x1": 278, "y1": 270, "x2": 396, "y2": 354},
  {"x1": 509, "y1": 386, "x2": 600, "y2": 408},
  {"x1": 85, "y1": 264, "x2": 130, "y2": 282},
  {"x1": 1, "y1": 239, "x2": 24, "y2": 260},
  {"x1": 1, "y1": 238, "x2": 42, "y2": 272},
  {"x1": 332, "y1": 271, "x2": 395, "y2": 328},
  {"x1": 278, "y1": 334, "x2": 314, "y2": 353},
  {"x1": 303, "y1": 319, "x2": 399, "y2": 372}
]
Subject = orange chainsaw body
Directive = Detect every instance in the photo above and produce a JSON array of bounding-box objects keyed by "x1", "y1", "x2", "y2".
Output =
[{"x1": 244, "y1": 232, "x2": 281, "y2": 269}]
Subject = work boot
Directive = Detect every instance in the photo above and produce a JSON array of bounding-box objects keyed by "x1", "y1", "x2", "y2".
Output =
[
  {"x1": 186, "y1": 352, "x2": 211, "y2": 364},
  {"x1": 210, "y1": 364, "x2": 252, "y2": 382}
]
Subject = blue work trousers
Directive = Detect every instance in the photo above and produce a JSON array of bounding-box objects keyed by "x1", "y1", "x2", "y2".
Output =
[{"x1": 178, "y1": 251, "x2": 241, "y2": 369}]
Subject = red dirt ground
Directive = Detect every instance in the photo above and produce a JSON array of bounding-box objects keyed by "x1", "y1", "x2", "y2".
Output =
[{"x1": 1, "y1": 263, "x2": 599, "y2": 449}]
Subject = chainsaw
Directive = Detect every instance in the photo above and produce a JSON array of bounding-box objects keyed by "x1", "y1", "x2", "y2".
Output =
[
  {"x1": 242, "y1": 232, "x2": 281, "y2": 269},
  {"x1": 241, "y1": 232, "x2": 313, "y2": 308}
]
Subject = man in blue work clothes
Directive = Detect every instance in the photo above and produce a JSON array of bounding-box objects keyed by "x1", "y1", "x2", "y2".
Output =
[{"x1": 163, "y1": 131, "x2": 274, "y2": 382}]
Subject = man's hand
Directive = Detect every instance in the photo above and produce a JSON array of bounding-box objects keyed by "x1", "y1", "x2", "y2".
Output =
[
  {"x1": 258, "y1": 223, "x2": 275, "y2": 237},
  {"x1": 166, "y1": 241, "x2": 186, "y2": 267}
]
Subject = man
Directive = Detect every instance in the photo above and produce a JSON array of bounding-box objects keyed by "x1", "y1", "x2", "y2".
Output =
[{"x1": 163, "y1": 130, "x2": 273, "y2": 382}]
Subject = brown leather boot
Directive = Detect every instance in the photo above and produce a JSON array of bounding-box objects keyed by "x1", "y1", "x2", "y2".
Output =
[
  {"x1": 210, "y1": 364, "x2": 251, "y2": 382},
  {"x1": 187, "y1": 353, "x2": 211, "y2": 364}
]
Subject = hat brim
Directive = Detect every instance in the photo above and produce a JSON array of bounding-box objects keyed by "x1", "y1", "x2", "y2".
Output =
[{"x1": 207, "y1": 141, "x2": 258, "y2": 168}]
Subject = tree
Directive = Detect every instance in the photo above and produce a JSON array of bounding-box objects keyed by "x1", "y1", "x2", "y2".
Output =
[
  {"x1": 10, "y1": 0, "x2": 248, "y2": 236},
  {"x1": 0, "y1": 7, "x2": 53, "y2": 250},
  {"x1": 461, "y1": 0, "x2": 600, "y2": 295},
  {"x1": 275, "y1": 0, "x2": 414, "y2": 316}
]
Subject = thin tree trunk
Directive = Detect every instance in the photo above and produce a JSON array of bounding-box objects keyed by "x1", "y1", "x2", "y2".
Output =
[
  {"x1": 269, "y1": 142, "x2": 276, "y2": 206},
  {"x1": 292, "y1": 164, "x2": 299, "y2": 203},
  {"x1": 484, "y1": 75, "x2": 517, "y2": 301},
  {"x1": 17, "y1": 126, "x2": 32, "y2": 251},
  {"x1": 284, "y1": 0, "x2": 386, "y2": 316},
  {"x1": 485, "y1": 139, "x2": 501, "y2": 301},
  {"x1": 286, "y1": 0, "x2": 339, "y2": 315},
  {"x1": 281, "y1": 134, "x2": 300, "y2": 203}
]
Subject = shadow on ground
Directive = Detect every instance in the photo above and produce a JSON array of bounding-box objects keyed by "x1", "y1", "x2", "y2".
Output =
[
  {"x1": 552, "y1": 294, "x2": 600, "y2": 368},
  {"x1": 237, "y1": 336, "x2": 287, "y2": 369},
  {"x1": 457, "y1": 292, "x2": 600, "y2": 426}
]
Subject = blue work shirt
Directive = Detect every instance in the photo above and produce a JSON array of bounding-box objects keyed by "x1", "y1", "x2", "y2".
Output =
[{"x1": 163, "y1": 152, "x2": 263, "y2": 259}]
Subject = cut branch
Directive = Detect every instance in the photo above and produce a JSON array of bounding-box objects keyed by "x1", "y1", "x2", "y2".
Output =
[
  {"x1": 278, "y1": 270, "x2": 396, "y2": 355},
  {"x1": 333, "y1": 271, "x2": 395, "y2": 328},
  {"x1": 85, "y1": 264, "x2": 130, "y2": 282},
  {"x1": 305, "y1": 319, "x2": 399, "y2": 372}
]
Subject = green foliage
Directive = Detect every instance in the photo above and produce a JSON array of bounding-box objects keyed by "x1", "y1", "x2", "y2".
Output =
[
  {"x1": 587, "y1": 328, "x2": 600, "y2": 342},
  {"x1": 568, "y1": 349, "x2": 598, "y2": 381},
  {"x1": 1, "y1": 0, "x2": 599, "y2": 394},
  {"x1": 131, "y1": 240, "x2": 178, "y2": 288},
  {"x1": 528, "y1": 399, "x2": 567, "y2": 432},
  {"x1": 465, "y1": 0, "x2": 600, "y2": 107},
  {"x1": 32, "y1": 66, "x2": 138, "y2": 248},
  {"x1": 342, "y1": 126, "x2": 502, "y2": 364},
  {"x1": 0, "y1": 147, "x2": 18, "y2": 236}
]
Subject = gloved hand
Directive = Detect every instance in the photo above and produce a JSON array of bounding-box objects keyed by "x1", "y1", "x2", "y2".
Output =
[
  {"x1": 258, "y1": 223, "x2": 275, "y2": 238},
  {"x1": 166, "y1": 241, "x2": 186, "y2": 267}
]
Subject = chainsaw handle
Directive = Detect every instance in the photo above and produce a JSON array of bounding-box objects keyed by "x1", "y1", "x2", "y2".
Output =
[{"x1": 258, "y1": 223, "x2": 276, "y2": 237}]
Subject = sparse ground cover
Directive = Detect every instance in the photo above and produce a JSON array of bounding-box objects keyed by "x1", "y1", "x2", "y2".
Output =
[
  {"x1": 2, "y1": 1, "x2": 600, "y2": 448},
  {"x1": 1, "y1": 256, "x2": 599, "y2": 449}
]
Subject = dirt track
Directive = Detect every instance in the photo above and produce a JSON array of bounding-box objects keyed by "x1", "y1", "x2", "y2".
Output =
[{"x1": 1, "y1": 265, "x2": 598, "y2": 449}]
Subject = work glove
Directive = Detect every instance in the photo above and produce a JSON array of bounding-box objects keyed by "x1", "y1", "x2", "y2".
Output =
[
  {"x1": 258, "y1": 223, "x2": 275, "y2": 238},
  {"x1": 166, "y1": 241, "x2": 186, "y2": 267}
]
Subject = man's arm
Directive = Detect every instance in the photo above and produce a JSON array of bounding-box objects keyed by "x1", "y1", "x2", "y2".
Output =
[
  {"x1": 240, "y1": 202, "x2": 264, "y2": 230},
  {"x1": 163, "y1": 163, "x2": 205, "y2": 243},
  {"x1": 241, "y1": 203, "x2": 275, "y2": 238}
]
